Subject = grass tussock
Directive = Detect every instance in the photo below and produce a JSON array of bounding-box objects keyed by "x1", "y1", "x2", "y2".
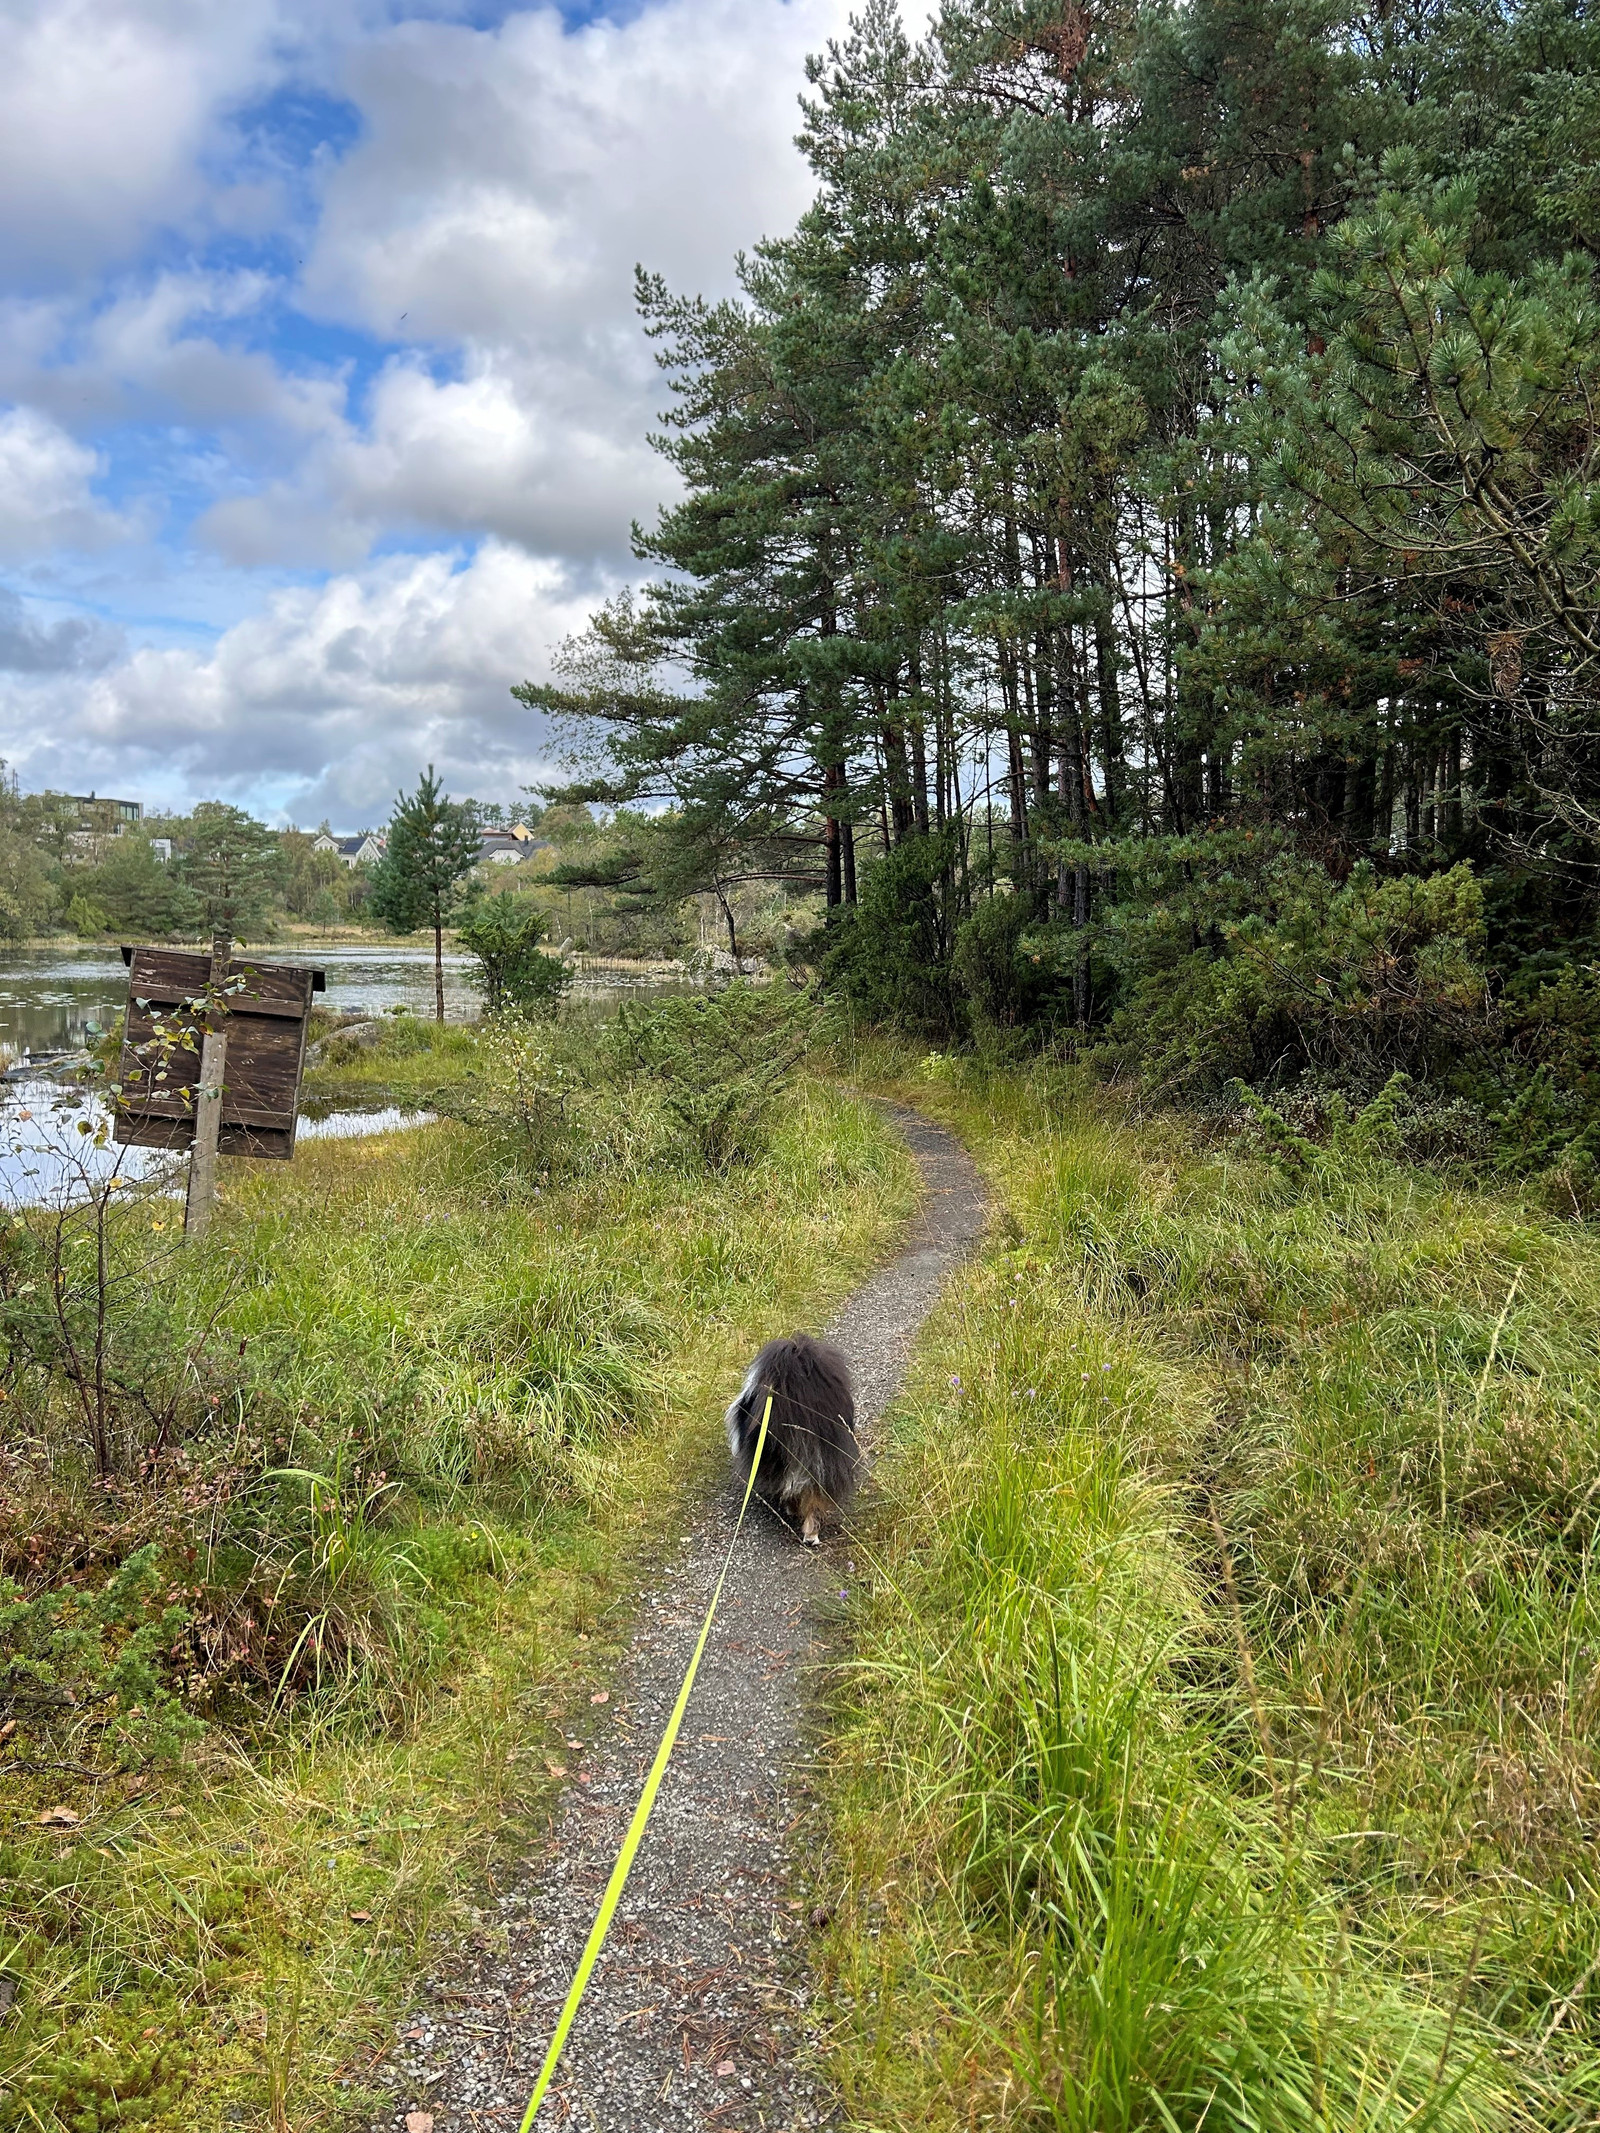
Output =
[
  {"x1": 0, "y1": 1004, "x2": 918, "y2": 2132},
  {"x1": 817, "y1": 1043, "x2": 1600, "y2": 2130}
]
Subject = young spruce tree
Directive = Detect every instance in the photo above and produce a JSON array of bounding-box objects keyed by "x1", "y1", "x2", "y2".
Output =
[{"x1": 369, "y1": 768, "x2": 480, "y2": 1021}]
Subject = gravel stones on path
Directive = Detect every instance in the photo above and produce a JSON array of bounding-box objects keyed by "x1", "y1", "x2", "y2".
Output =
[{"x1": 378, "y1": 1104, "x2": 985, "y2": 2132}]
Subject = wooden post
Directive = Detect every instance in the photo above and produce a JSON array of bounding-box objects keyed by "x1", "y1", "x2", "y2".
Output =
[{"x1": 183, "y1": 955, "x2": 228, "y2": 1241}]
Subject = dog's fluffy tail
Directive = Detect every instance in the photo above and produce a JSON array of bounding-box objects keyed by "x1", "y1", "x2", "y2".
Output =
[{"x1": 725, "y1": 1334, "x2": 858, "y2": 1540}]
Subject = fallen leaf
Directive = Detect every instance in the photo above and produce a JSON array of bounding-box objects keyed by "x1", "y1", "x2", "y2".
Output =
[
  {"x1": 0, "y1": 1718, "x2": 15, "y2": 1741},
  {"x1": 589, "y1": 1690, "x2": 609, "y2": 1705},
  {"x1": 349, "y1": 1910, "x2": 373, "y2": 1925},
  {"x1": 37, "y1": 1807, "x2": 80, "y2": 1829},
  {"x1": 716, "y1": 2060, "x2": 736, "y2": 2077},
  {"x1": 545, "y1": 1760, "x2": 568, "y2": 1779},
  {"x1": 405, "y1": 2115, "x2": 434, "y2": 2133}
]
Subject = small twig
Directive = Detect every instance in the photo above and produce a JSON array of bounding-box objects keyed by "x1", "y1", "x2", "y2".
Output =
[{"x1": 5, "y1": 1758, "x2": 110, "y2": 1781}]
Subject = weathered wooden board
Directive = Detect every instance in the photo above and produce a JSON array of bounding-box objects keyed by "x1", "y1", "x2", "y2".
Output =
[{"x1": 112, "y1": 946, "x2": 327, "y2": 1160}]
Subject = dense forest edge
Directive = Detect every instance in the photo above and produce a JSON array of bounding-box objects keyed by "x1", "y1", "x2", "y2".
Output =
[{"x1": 519, "y1": 0, "x2": 1600, "y2": 1210}]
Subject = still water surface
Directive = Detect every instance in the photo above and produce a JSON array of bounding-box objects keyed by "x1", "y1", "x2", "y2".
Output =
[
  {"x1": 0, "y1": 942, "x2": 697, "y2": 1205},
  {"x1": 0, "y1": 1079, "x2": 438, "y2": 1208},
  {"x1": 0, "y1": 941, "x2": 697, "y2": 1063},
  {"x1": 0, "y1": 942, "x2": 485, "y2": 1063}
]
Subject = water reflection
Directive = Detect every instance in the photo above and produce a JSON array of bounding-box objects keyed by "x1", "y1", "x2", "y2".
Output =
[
  {"x1": 298, "y1": 1105, "x2": 435, "y2": 1141},
  {"x1": 0, "y1": 1078, "x2": 437, "y2": 1209},
  {"x1": 0, "y1": 943, "x2": 704, "y2": 1205},
  {"x1": 0, "y1": 941, "x2": 702, "y2": 1065},
  {"x1": 0, "y1": 942, "x2": 483, "y2": 1064},
  {"x1": 0, "y1": 1082, "x2": 183, "y2": 1207}
]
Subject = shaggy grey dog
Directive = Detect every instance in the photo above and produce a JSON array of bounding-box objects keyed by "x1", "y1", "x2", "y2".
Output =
[{"x1": 724, "y1": 1334, "x2": 859, "y2": 1544}]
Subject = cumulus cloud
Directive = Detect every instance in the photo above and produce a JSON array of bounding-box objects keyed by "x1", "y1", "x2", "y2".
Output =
[
  {"x1": 0, "y1": 406, "x2": 129, "y2": 558},
  {"x1": 202, "y1": 350, "x2": 664, "y2": 566},
  {"x1": 0, "y1": 0, "x2": 931, "y2": 812},
  {"x1": 242, "y1": 0, "x2": 870, "y2": 567},
  {"x1": 305, "y1": 0, "x2": 846, "y2": 342},
  {"x1": 0, "y1": 542, "x2": 596, "y2": 820},
  {"x1": 0, "y1": 0, "x2": 294, "y2": 284}
]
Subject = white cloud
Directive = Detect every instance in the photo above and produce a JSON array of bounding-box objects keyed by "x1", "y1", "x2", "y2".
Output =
[
  {"x1": 0, "y1": 406, "x2": 129, "y2": 558},
  {"x1": 306, "y1": 0, "x2": 846, "y2": 344},
  {"x1": 0, "y1": 588, "x2": 124, "y2": 673},
  {"x1": 245, "y1": 0, "x2": 871, "y2": 565},
  {"x1": 0, "y1": 0, "x2": 292, "y2": 283},
  {"x1": 0, "y1": 270, "x2": 347, "y2": 446},
  {"x1": 0, "y1": 541, "x2": 597, "y2": 819},
  {"x1": 0, "y1": 0, "x2": 941, "y2": 812},
  {"x1": 201, "y1": 348, "x2": 664, "y2": 565}
]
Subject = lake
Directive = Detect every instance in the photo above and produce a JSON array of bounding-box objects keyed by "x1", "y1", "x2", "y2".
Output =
[
  {"x1": 0, "y1": 942, "x2": 485, "y2": 1064},
  {"x1": 0, "y1": 1078, "x2": 440, "y2": 1209},
  {"x1": 0, "y1": 942, "x2": 705, "y2": 1205}
]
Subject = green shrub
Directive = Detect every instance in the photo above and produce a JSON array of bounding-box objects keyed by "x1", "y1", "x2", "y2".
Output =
[
  {"x1": 457, "y1": 892, "x2": 571, "y2": 1017},
  {"x1": 0, "y1": 1176, "x2": 242, "y2": 1482},
  {"x1": 953, "y1": 891, "x2": 1066, "y2": 1034},
  {"x1": 1097, "y1": 860, "x2": 1496, "y2": 1096},
  {"x1": 821, "y1": 830, "x2": 962, "y2": 1038},
  {"x1": 0, "y1": 1545, "x2": 202, "y2": 1766},
  {"x1": 606, "y1": 983, "x2": 815, "y2": 1169}
]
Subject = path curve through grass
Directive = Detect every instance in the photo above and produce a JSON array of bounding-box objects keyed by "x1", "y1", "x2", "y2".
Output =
[{"x1": 374, "y1": 1101, "x2": 985, "y2": 2133}]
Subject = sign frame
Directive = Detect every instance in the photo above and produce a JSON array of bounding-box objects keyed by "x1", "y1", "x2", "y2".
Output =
[{"x1": 111, "y1": 945, "x2": 327, "y2": 1164}]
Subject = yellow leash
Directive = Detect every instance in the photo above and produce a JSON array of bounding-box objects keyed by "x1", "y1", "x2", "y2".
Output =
[{"x1": 516, "y1": 1393, "x2": 773, "y2": 2131}]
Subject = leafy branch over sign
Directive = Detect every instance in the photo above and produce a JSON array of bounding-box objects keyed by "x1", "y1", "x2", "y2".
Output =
[{"x1": 106, "y1": 968, "x2": 253, "y2": 1124}]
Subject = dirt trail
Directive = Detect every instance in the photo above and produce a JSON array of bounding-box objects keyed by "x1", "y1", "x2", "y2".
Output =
[{"x1": 380, "y1": 1103, "x2": 985, "y2": 2132}]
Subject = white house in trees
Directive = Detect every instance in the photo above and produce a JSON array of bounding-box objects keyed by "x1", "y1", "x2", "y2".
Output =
[
  {"x1": 477, "y1": 823, "x2": 547, "y2": 866},
  {"x1": 312, "y1": 830, "x2": 385, "y2": 867}
]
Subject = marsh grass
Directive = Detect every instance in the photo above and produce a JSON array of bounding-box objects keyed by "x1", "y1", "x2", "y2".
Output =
[
  {"x1": 301, "y1": 1013, "x2": 479, "y2": 1112},
  {"x1": 817, "y1": 1042, "x2": 1600, "y2": 2129},
  {"x1": 0, "y1": 1070, "x2": 918, "y2": 2130}
]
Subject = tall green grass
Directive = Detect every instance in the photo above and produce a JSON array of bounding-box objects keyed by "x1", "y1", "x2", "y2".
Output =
[
  {"x1": 819, "y1": 1051, "x2": 1600, "y2": 2130},
  {"x1": 1, "y1": 1071, "x2": 918, "y2": 2131}
]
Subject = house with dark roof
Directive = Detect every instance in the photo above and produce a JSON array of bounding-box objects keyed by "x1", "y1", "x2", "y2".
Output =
[
  {"x1": 312, "y1": 830, "x2": 386, "y2": 867},
  {"x1": 477, "y1": 823, "x2": 548, "y2": 866}
]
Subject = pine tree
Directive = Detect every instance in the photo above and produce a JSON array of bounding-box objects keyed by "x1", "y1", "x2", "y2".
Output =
[
  {"x1": 369, "y1": 768, "x2": 481, "y2": 1021},
  {"x1": 182, "y1": 803, "x2": 283, "y2": 958}
]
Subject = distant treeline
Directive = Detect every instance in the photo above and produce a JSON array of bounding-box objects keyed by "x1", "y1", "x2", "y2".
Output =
[
  {"x1": 525, "y1": 0, "x2": 1600, "y2": 1184},
  {"x1": 0, "y1": 787, "x2": 549, "y2": 946}
]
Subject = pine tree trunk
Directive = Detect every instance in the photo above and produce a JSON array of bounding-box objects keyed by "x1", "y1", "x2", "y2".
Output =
[
  {"x1": 823, "y1": 762, "x2": 843, "y2": 908},
  {"x1": 1094, "y1": 600, "x2": 1127, "y2": 830},
  {"x1": 881, "y1": 687, "x2": 916, "y2": 844},
  {"x1": 434, "y1": 919, "x2": 445, "y2": 1022},
  {"x1": 718, "y1": 887, "x2": 740, "y2": 963}
]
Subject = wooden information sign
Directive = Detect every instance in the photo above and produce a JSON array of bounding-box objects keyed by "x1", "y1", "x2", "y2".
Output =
[{"x1": 112, "y1": 945, "x2": 327, "y2": 1163}]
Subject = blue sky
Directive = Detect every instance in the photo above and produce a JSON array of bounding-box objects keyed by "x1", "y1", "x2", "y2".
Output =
[{"x1": 0, "y1": 0, "x2": 881, "y2": 825}]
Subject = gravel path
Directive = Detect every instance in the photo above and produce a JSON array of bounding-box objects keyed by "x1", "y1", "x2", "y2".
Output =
[{"x1": 380, "y1": 1103, "x2": 985, "y2": 2133}]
